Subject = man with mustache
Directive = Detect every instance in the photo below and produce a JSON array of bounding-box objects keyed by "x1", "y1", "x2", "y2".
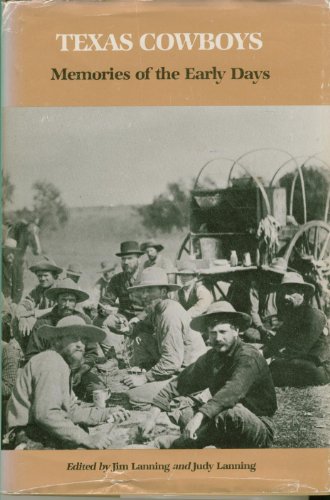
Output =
[
  {"x1": 25, "y1": 278, "x2": 105, "y2": 400},
  {"x1": 6, "y1": 316, "x2": 129, "y2": 449},
  {"x1": 102, "y1": 241, "x2": 144, "y2": 319},
  {"x1": 264, "y1": 272, "x2": 330, "y2": 387},
  {"x1": 141, "y1": 301, "x2": 277, "y2": 449}
]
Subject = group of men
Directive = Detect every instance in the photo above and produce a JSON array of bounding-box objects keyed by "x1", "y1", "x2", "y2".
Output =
[{"x1": 2, "y1": 237, "x2": 330, "y2": 450}]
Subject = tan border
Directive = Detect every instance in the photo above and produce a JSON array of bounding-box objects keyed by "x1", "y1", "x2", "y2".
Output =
[
  {"x1": 3, "y1": 0, "x2": 330, "y2": 106},
  {"x1": 2, "y1": 448, "x2": 330, "y2": 495}
]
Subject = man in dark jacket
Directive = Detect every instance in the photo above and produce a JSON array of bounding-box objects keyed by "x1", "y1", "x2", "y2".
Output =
[
  {"x1": 25, "y1": 278, "x2": 105, "y2": 400},
  {"x1": 142, "y1": 301, "x2": 277, "y2": 449},
  {"x1": 264, "y1": 272, "x2": 330, "y2": 387}
]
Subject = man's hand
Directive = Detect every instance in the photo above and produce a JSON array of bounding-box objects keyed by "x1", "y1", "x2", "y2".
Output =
[
  {"x1": 122, "y1": 373, "x2": 147, "y2": 388},
  {"x1": 108, "y1": 408, "x2": 131, "y2": 423},
  {"x1": 140, "y1": 407, "x2": 161, "y2": 438},
  {"x1": 87, "y1": 432, "x2": 113, "y2": 450},
  {"x1": 182, "y1": 412, "x2": 204, "y2": 440},
  {"x1": 104, "y1": 314, "x2": 132, "y2": 335},
  {"x1": 72, "y1": 364, "x2": 90, "y2": 386},
  {"x1": 18, "y1": 317, "x2": 35, "y2": 336}
]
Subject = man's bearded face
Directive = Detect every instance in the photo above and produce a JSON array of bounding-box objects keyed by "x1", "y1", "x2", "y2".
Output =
[
  {"x1": 121, "y1": 254, "x2": 139, "y2": 274},
  {"x1": 56, "y1": 333, "x2": 86, "y2": 368},
  {"x1": 283, "y1": 286, "x2": 305, "y2": 309},
  {"x1": 207, "y1": 320, "x2": 238, "y2": 354},
  {"x1": 140, "y1": 286, "x2": 167, "y2": 309},
  {"x1": 57, "y1": 293, "x2": 77, "y2": 317}
]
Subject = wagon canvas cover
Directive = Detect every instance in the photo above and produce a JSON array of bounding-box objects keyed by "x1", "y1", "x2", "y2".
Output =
[{"x1": 1, "y1": 0, "x2": 330, "y2": 496}]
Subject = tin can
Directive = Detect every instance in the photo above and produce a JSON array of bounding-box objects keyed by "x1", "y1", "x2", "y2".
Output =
[{"x1": 93, "y1": 389, "x2": 110, "y2": 408}]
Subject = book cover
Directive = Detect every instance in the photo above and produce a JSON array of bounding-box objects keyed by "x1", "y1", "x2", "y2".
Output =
[{"x1": 1, "y1": 0, "x2": 330, "y2": 495}]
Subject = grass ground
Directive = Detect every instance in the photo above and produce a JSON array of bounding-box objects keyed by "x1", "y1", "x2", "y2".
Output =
[{"x1": 273, "y1": 385, "x2": 330, "y2": 448}]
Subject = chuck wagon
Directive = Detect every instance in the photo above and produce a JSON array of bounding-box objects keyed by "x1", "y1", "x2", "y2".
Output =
[{"x1": 176, "y1": 151, "x2": 330, "y2": 312}]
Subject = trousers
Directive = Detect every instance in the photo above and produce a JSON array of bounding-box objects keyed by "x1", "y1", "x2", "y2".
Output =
[{"x1": 170, "y1": 403, "x2": 274, "y2": 449}]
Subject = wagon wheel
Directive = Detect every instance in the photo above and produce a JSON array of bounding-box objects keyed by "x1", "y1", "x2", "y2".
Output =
[{"x1": 284, "y1": 220, "x2": 330, "y2": 310}]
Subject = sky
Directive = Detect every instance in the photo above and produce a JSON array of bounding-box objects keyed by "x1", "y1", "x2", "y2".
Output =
[{"x1": 4, "y1": 106, "x2": 330, "y2": 209}]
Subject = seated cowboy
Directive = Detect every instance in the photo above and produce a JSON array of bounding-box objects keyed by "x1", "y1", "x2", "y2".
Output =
[
  {"x1": 119, "y1": 267, "x2": 207, "y2": 407},
  {"x1": 141, "y1": 301, "x2": 277, "y2": 449},
  {"x1": 25, "y1": 278, "x2": 105, "y2": 400},
  {"x1": 66, "y1": 262, "x2": 83, "y2": 284},
  {"x1": 6, "y1": 316, "x2": 129, "y2": 450},
  {"x1": 14, "y1": 257, "x2": 63, "y2": 347},
  {"x1": 227, "y1": 258, "x2": 288, "y2": 343},
  {"x1": 263, "y1": 272, "x2": 330, "y2": 387},
  {"x1": 140, "y1": 239, "x2": 175, "y2": 276},
  {"x1": 175, "y1": 260, "x2": 213, "y2": 320},
  {"x1": 102, "y1": 241, "x2": 144, "y2": 320}
]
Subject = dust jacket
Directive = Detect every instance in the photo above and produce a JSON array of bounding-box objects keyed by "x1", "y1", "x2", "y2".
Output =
[{"x1": 1, "y1": 0, "x2": 330, "y2": 496}]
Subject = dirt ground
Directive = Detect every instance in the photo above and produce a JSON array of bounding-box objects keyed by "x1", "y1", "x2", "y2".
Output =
[{"x1": 98, "y1": 367, "x2": 330, "y2": 449}]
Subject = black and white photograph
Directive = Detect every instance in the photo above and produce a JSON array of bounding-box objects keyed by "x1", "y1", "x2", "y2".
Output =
[{"x1": 2, "y1": 105, "x2": 330, "y2": 451}]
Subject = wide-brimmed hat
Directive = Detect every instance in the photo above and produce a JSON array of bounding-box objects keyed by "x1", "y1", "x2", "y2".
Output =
[
  {"x1": 116, "y1": 241, "x2": 144, "y2": 257},
  {"x1": 190, "y1": 301, "x2": 251, "y2": 333},
  {"x1": 66, "y1": 262, "x2": 83, "y2": 277},
  {"x1": 45, "y1": 278, "x2": 89, "y2": 303},
  {"x1": 140, "y1": 239, "x2": 164, "y2": 253},
  {"x1": 128, "y1": 267, "x2": 181, "y2": 292},
  {"x1": 38, "y1": 315, "x2": 106, "y2": 343},
  {"x1": 175, "y1": 260, "x2": 198, "y2": 275},
  {"x1": 280, "y1": 272, "x2": 315, "y2": 298},
  {"x1": 29, "y1": 257, "x2": 63, "y2": 275},
  {"x1": 2, "y1": 238, "x2": 18, "y2": 252},
  {"x1": 98, "y1": 260, "x2": 116, "y2": 273},
  {"x1": 261, "y1": 257, "x2": 288, "y2": 275}
]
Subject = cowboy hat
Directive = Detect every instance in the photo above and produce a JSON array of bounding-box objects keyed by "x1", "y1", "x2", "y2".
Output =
[
  {"x1": 140, "y1": 239, "x2": 164, "y2": 253},
  {"x1": 261, "y1": 257, "x2": 288, "y2": 275},
  {"x1": 38, "y1": 315, "x2": 106, "y2": 343},
  {"x1": 98, "y1": 260, "x2": 116, "y2": 273},
  {"x1": 2, "y1": 238, "x2": 18, "y2": 252},
  {"x1": 174, "y1": 260, "x2": 198, "y2": 275},
  {"x1": 190, "y1": 301, "x2": 251, "y2": 333},
  {"x1": 128, "y1": 267, "x2": 181, "y2": 292},
  {"x1": 29, "y1": 257, "x2": 63, "y2": 275},
  {"x1": 66, "y1": 262, "x2": 83, "y2": 277},
  {"x1": 45, "y1": 278, "x2": 89, "y2": 303},
  {"x1": 115, "y1": 241, "x2": 144, "y2": 257},
  {"x1": 280, "y1": 272, "x2": 315, "y2": 298}
]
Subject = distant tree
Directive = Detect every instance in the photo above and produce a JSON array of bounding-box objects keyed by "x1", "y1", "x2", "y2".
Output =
[
  {"x1": 32, "y1": 181, "x2": 69, "y2": 231},
  {"x1": 3, "y1": 172, "x2": 15, "y2": 205},
  {"x1": 138, "y1": 180, "x2": 191, "y2": 233},
  {"x1": 279, "y1": 166, "x2": 329, "y2": 224}
]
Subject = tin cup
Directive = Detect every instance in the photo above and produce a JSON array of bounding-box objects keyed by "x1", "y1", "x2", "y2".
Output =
[
  {"x1": 93, "y1": 389, "x2": 111, "y2": 408},
  {"x1": 243, "y1": 252, "x2": 252, "y2": 267}
]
